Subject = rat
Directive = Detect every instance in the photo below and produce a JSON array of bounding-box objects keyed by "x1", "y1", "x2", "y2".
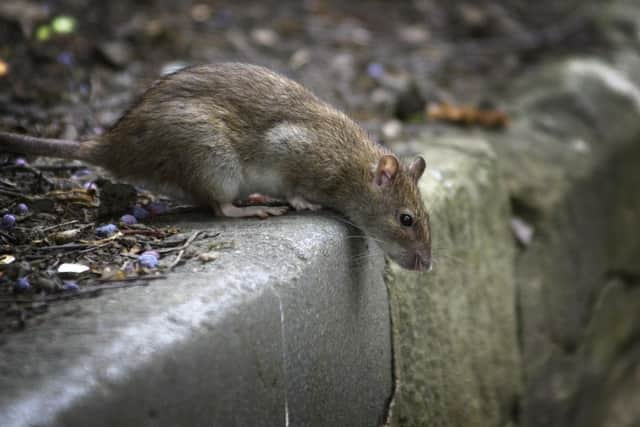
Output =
[{"x1": 0, "y1": 62, "x2": 431, "y2": 271}]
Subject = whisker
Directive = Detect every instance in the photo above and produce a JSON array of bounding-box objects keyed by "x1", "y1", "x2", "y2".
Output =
[{"x1": 324, "y1": 213, "x2": 362, "y2": 230}]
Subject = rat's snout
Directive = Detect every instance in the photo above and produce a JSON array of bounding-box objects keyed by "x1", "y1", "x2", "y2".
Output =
[
  {"x1": 396, "y1": 247, "x2": 431, "y2": 272},
  {"x1": 411, "y1": 251, "x2": 431, "y2": 272}
]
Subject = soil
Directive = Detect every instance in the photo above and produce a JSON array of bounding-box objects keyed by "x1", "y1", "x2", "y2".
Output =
[{"x1": 0, "y1": 0, "x2": 605, "y2": 332}]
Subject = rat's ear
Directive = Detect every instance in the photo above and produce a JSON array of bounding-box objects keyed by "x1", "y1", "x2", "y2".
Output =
[
  {"x1": 373, "y1": 154, "x2": 399, "y2": 186},
  {"x1": 409, "y1": 156, "x2": 426, "y2": 182}
]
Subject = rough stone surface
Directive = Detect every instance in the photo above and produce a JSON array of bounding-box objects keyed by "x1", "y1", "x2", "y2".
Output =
[
  {"x1": 488, "y1": 52, "x2": 640, "y2": 427},
  {"x1": 0, "y1": 215, "x2": 391, "y2": 427},
  {"x1": 386, "y1": 136, "x2": 521, "y2": 427}
]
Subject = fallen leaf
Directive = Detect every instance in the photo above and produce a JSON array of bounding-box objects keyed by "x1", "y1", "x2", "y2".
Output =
[
  {"x1": 0, "y1": 254, "x2": 15, "y2": 264},
  {"x1": 427, "y1": 102, "x2": 509, "y2": 128},
  {"x1": 58, "y1": 263, "x2": 90, "y2": 274}
]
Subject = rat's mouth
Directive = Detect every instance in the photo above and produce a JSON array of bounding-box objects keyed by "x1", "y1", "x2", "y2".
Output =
[{"x1": 395, "y1": 251, "x2": 431, "y2": 272}]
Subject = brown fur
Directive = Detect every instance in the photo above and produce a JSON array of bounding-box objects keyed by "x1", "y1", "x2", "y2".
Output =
[{"x1": 0, "y1": 63, "x2": 431, "y2": 270}]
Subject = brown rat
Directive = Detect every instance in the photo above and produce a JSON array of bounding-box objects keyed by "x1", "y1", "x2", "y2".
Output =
[{"x1": 0, "y1": 63, "x2": 431, "y2": 271}]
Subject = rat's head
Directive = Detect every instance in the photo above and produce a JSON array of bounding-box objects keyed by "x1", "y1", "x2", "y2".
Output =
[{"x1": 356, "y1": 153, "x2": 431, "y2": 271}]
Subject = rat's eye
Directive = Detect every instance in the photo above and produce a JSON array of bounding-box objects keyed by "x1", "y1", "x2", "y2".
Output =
[{"x1": 399, "y1": 213, "x2": 414, "y2": 227}]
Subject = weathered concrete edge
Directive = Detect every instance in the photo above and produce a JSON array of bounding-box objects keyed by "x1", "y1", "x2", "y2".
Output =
[
  {"x1": 0, "y1": 215, "x2": 391, "y2": 427},
  {"x1": 386, "y1": 136, "x2": 521, "y2": 426}
]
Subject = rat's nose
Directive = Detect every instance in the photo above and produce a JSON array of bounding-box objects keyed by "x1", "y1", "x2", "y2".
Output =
[{"x1": 412, "y1": 252, "x2": 432, "y2": 272}]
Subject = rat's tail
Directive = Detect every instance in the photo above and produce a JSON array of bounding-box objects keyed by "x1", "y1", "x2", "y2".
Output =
[{"x1": 0, "y1": 131, "x2": 98, "y2": 163}]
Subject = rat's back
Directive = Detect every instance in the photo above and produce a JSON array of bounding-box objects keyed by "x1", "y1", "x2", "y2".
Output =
[{"x1": 94, "y1": 63, "x2": 332, "y2": 204}]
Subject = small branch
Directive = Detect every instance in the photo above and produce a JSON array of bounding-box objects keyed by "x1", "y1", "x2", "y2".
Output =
[{"x1": 168, "y1": 230, "x2": 203, "y2": 270}]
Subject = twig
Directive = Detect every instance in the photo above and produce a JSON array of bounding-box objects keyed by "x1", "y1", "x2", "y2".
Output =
[
  {"x1": 0, "y1": 188, "x2": 31, "y2": 199},
  {"x1": 0, "y1": 229, "x2": 17, "y2": 244},
  {"x1": 168, "y1": 230, "x2": 203, "y2": 270},
  {"x1": 0, "y1": 177, "x2": 17, "y2": 188},
  {"x1": 157, "y1": 230, "x2": 214, "y2": 254},
  {"x1": 32, "y1": 243, "x2": 92, "y2": 251},
  {"x1": 40, "y1": 219, "x2": 80, "y2": 233},
  {"x1": 121, "y1": 229, "x2": 167, "y2": 238},
  {"x1": 78, "y1": 240, "x2": 115, "y2": 254}
]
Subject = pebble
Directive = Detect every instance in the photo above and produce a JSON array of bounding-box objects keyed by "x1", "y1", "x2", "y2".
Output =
[
  {"x1": 99, "y1": 41, "x2": 133, "y2": 67},
  {"x1": 398, "y1": 26, "x2": 430, "y2": 44},
  {"x1": 51, "y1": 228, "x2": 81, "y2": 244},
  {"x1": 381, "y1": 120, "x2": 403, "y2": 140},
  {"x1": 289, "y1": 49, "x2": 311, "y2": 69},
  {"x1": 198, "y1": 251, "x2": 219, "y2": 263},
  {"x1": 191, "y1": 3, "x2": 213, "y2": 22},
  {"x1": 511, "y1": 217, "x2": 535, "y2": 246},
  {"x1": 570, "y1": 138, "x2": 590, "y2": 154},
  {"x1": 250, "y1": 28, "x2": 279, "y2": 47}
]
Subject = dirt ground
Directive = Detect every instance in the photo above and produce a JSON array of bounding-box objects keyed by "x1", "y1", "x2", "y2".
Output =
[{"x1": 0, "y1": 0, "x2": 605, "y2": 332}]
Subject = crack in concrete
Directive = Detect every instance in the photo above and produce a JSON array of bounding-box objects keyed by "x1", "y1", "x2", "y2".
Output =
[{"x1": 275, "y1": 290, "x2": 290, "y2": 427}]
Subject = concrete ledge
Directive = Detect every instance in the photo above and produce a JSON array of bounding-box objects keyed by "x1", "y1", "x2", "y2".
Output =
[
  {"x1": 386, "y1": 137, "x2": 520, "y2": 426},
  {"x1": 0, "y1": 215, "x2": 391, "y2": 427}
]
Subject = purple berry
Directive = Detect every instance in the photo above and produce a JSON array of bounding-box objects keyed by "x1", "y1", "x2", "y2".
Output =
[
  {"x1": 14, "y1": 277, "x2": 31, "y2": 292},
  {"x1": 2, "y1": 214, "x2": 16, "y2": 229},
  {"x1": 14, "y1": 157, "x2": 27, "y2": 166},
  {"x1": 367, "y1": 62, "x2": 385, "y2": 79},
  {"x1": 57, "y1": 51, "x2": 75, "y2": 66},
  {"x1": 148, "y1": 201, "x2": 168, "y2": 215},
  {"x1": 132, "y1": 206, "x2": 150, "y2": 220},
  {"x1": 120, "y1": 214, "x2": 137, "y2": 225},
  {"x1": 138, "y1": 253, "x2": 159, "y2": 269},
  {"x1": 62, "y1": 281, "x2": 80, "y2": 292},
  {"x1": 16, "y1": 203, "x2": 28, "y2": 215},
  {"x1": 95, "y1": 223, "x2": 118, "y2": 237}
]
